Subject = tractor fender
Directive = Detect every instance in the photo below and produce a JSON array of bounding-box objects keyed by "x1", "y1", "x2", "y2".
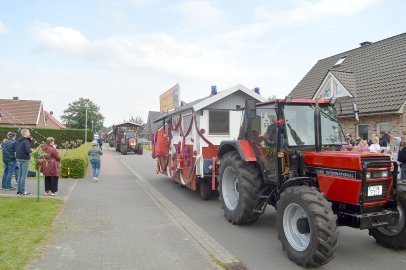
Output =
[{"x1": 217, "y1": 140, "x2": 257, "y2": 162}]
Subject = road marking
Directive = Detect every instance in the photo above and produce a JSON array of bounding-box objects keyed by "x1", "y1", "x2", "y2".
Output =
[{"x1": 120, "y1": 159, "x2": 246, "y2": 270}]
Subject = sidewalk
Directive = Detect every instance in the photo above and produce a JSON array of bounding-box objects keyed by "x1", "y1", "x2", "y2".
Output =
[{"x1": 27, "y1": 148, "x2": 218, "y2": 270}]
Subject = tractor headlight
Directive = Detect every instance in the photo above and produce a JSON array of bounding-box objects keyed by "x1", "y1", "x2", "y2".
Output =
[
  {"x1": 366, "y1": 172, "x2": 371, "y2": 179},
  {"x1": 381, "y1": 171, "x2": 389, "y2": 178}
]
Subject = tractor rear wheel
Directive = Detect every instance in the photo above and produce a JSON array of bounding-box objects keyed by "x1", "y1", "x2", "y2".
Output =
[
  {"x1": 276, "y1": 186, "x2": 339, "y2": 267},
  {"x1": 219, "y1": 151, "x2": 262, "y2": 225},
  {"x1": 369, "y1": 183, "x2": 406, "y2": 249}
]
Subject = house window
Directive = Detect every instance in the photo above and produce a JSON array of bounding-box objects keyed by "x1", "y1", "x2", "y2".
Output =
[
  {"x1": 333, "y1": 56, "x2": 346, "y2": 67},
  {"x1": 358, "y1": 124, "x2": 368, "y2": 140},
  {"x1": 378, "y1": 122, "x2": 391, "y2": 133},
  {"x1": 209, "y1": 110, "x2": 229, "y2": 135}
]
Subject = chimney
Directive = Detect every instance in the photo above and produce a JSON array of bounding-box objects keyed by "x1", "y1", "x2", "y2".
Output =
[
  {"x1": 50, "y1": 111, "x2": 53, "y2": 115},
  {"x1": 360, "y1": 41, "x2": 372, "y2": 47},
  {"x1": 13, "y1": 97, "x2": 18, "y2": 100}
]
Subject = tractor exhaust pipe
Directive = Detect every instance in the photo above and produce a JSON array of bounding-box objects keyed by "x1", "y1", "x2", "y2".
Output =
[{"x1": 314, "y1": 101, "x2": 322, "y2": 152}]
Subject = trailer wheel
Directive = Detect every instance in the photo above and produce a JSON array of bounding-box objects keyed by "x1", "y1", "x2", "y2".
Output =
[
  {"x1": 138, "y1": 144, "x2": 143, "y2": 155},
  {"x1": 219, "y1": 151, "x2": 262, "y2": 225},
  {"x1": 276, "y1": 186, "x2": 339, "y2": 267},
  {"x1": 199, "y1": 179, "x2": 213, "y2": 200},
  {"x1": 369, "y1": 183, "x2": 406, "y2": 249},
  {"x1": 121, "y1": 145, "x2": 128, "y2": 155}
]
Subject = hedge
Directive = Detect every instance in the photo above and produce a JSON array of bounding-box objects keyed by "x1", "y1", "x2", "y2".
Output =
[
  {"x1": 0, "y1": 126, "x2": 94, "y2": 146},
  {"x1": 60, "y1": 143, "x2": 91, "y2": 178}
]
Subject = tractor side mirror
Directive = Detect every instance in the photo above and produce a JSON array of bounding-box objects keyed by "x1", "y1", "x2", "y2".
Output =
[{"x1": 245, "y1": 99, "x2": 257, "y2": 120}]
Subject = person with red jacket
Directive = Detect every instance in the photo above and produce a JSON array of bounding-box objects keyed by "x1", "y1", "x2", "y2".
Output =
[{"x1": 41, "y1": 137, "x2": 61, "y2": 196}]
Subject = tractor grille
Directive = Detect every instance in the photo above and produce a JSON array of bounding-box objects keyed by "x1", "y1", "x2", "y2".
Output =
[
  {"x1": 361, "y1": 157, "x2": 391, "y2": 168},
  {"x1": 363, "y1": 181, "x2": 390, "y2": 203}
]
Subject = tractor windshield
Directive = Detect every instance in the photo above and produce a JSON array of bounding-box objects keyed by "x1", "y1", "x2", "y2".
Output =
[
  {"x1": 283, "y1": 104, "x2": 345, "y2": 147},
  {"x1": 125, "y1": 131, "x2": 136, "y2": 139}
]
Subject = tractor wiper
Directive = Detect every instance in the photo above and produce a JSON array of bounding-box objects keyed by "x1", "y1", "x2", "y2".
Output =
[{"x1": 287, "y1": 123, "x2": 304, "y2": 145}]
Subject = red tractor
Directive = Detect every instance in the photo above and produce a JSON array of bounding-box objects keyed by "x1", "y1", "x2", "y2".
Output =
[
  {"x1": 112, "y1": 122, "x2": 143, "y2": 155},
  {"x1": 217, "y1": 98, "x2": 406, "y2": 267}
]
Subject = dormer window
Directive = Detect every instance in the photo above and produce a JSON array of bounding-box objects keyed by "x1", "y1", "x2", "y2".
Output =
[{"x1": 333, "y1": 56, "x2": 346, "y2": 67}]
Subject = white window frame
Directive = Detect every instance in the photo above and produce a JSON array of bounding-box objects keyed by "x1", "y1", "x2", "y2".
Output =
[{"x1": 208, "y1": 110, "x2": 230, "y2": 135}]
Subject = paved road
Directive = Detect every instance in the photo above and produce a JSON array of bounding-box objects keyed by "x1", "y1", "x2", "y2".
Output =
[
  {"x1": 27, "y1": 146, "x2": 220, "y2": 270},
  {"x1": 121, "y1": 147, "x2": 406, "y2": 270}
]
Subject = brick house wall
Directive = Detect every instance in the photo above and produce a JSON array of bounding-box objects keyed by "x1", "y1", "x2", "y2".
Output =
[{"x1": 339, "y1": 105, "x2": 406, "y2": 143}]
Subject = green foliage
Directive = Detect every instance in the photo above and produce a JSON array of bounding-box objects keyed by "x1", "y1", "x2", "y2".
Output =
[
  {"x1": 60, "y1": 143, "x2": 90, "y2": 178},
  {"x1": 60, "y1": 97, "x2": 104, "y2": 130},
  {"x1": 0, "y1": 197, "x2": 63, "y2": 270},
  {"x1": 0, "y1": 126, "x2": 94, "y2": 144}
]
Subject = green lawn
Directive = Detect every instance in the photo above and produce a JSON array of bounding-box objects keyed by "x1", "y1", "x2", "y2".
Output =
[
  {"x1": 0, "y1": 197, "x2": 63, "y2": 270},
  {"x1": 143, "y1": 144, "x2": 152, "y2": 151}
]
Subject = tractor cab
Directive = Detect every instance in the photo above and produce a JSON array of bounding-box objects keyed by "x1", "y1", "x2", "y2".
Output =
[{"x1": 241, "y1": 98, "x2": 346, "y2": 184}]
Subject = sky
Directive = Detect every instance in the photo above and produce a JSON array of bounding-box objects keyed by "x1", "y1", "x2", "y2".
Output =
[{"x1": 0, "y1": 0, "x2": 405, "y2": 126}]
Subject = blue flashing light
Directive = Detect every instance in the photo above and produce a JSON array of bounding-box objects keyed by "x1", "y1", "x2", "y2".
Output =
[
  {"x1": 254, "y1": 87, "x2": 260, "y2": 94},
  {"x1": 211, "y1": 85, "x2": 217, "y2": 95}
]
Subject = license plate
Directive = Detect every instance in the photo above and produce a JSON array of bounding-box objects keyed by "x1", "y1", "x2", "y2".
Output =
[{"x1": 368, "y1": 185, "x2": 383, "y2": 196}]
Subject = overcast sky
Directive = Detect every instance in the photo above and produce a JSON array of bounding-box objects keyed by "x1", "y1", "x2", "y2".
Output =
[{"x1": 0, "y1": 0, "x2": 405, "y2": 126}]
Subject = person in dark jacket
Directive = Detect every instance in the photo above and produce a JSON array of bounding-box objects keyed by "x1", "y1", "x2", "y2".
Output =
[
  {"x1": 397, "y1": 141, "x2": 406, "y2": 182},
  {"x1": 41, "y1": 137, "x2": 61, "y2": 196},
  {"x1": 15, "y1": 129, "x2": 32, "y2": 195},
  {"x1": 1, "y1": 132, "x2": 17, "y2": 191}
]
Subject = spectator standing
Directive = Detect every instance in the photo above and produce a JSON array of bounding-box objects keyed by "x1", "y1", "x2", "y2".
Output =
[
  {"x1": 368, "y1": 136, "x2": 381, "y2": 153},
  {"x1": 1, "y1": 132, "x2": 17, "y2": 191},
  {"x1": 15, "y1": 129, "x2": 32, "y2": 195},
  {"x1": 345, "y1": 133, "x2": 355, "y2": 146},
  {"x1": 379, "y1": 131, "x2": 388, "y2": 148},
  {"x1": 97, "y1": 137, "x2": 103, "y2": 149},
  {"x1": 88, "y1": 141, "x2": 103, "y2": 181},
  {"x1": 41, "y1": 137, "x2": 61, "y2": 196},
  {"x1": 397, "y1": 141, "x2": 406, "y2": 182}
]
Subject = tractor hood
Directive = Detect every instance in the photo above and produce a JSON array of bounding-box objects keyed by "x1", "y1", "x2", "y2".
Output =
[{"x1": 302, "y1": 150, "x2": 391, "y2": 171}]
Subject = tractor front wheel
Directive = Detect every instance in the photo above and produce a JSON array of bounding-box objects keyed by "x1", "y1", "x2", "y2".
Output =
[
  {"x1": 121, "y1": 145, "x2": 128, "y2": 155},
  {"x1": 276, "y1": 186, "x2": 339, "y2": 267},
  {"x1": 138, "y1": 144, "x2": 143, "y2": 155},
  {"x1": 219, "y1": 151, "x2": 262, "y2": 225},
  {"x1": 369, "y1": 183, "x2": 406, "y2": 249}
]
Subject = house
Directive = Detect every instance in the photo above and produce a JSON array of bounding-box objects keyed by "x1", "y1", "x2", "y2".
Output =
[
  {"x1": 152, "y1": 84, "x2": 267, "y2": 195},
  {"x1": 0, "y1": 97, "x2": 65, "y2": 128},
  {"x1": 146, "y1": 111, "x2": 165, "y2": 141},
  {"x1": 289, "y1": 33, "x2": 406, "y2": 142},
  {"x1": 44, "y1": 110, "x2": 66, "y2": 128}
]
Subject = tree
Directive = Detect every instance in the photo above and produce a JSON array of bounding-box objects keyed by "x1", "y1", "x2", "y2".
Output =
[{"x1": 61, "y1": 98, "x2": 105, "y2": 131}]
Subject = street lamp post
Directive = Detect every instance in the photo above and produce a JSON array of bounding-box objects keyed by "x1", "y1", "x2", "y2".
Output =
[
  {"x1": 84, "y1": 104, "x2": 89, "y2": 143},
  {"x1": 92, "y1": 120, "x2": 94, "y2": 132}
]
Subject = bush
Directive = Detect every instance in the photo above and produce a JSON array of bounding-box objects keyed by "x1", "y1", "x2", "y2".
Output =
[
  {"x1": 60, "y1": 143, "x2": 90, "y2": 178},
  {"x1": 0, "y1": 126, "x2": 94, "y2": 146}
]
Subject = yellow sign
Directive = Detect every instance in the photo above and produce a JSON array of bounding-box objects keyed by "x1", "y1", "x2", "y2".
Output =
[{"x1": 160, "y1": 84, "x2": 180, "y2": 112}]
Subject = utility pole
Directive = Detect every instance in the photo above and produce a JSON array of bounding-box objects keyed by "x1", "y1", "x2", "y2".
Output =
[{"x1": 85, "y1": 104, "x2": 89, "y2": 142}]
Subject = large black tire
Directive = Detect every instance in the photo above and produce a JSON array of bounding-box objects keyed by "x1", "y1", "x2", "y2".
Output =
[
  {"x1": 276, "y1": 186, "x2": 339, "y2": 267},
  {"x1": 199, "y1": 178, "x2": 213, "y2": 201},
  {"x1": 219, "y1": 151, "x2": 262, "y2": 225},
  {"x1": 121, "y1": 145, "x2": 128, "y2": 155},
  {"x1": 138, "y1": 144, "x2": 143, "y2": 155},
  {"x1": 109, "y1": 141, "x2": 114, "y2": 147},
  {"x1": 369, "y1": 183, "x2": 406, "y2": 249}
]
